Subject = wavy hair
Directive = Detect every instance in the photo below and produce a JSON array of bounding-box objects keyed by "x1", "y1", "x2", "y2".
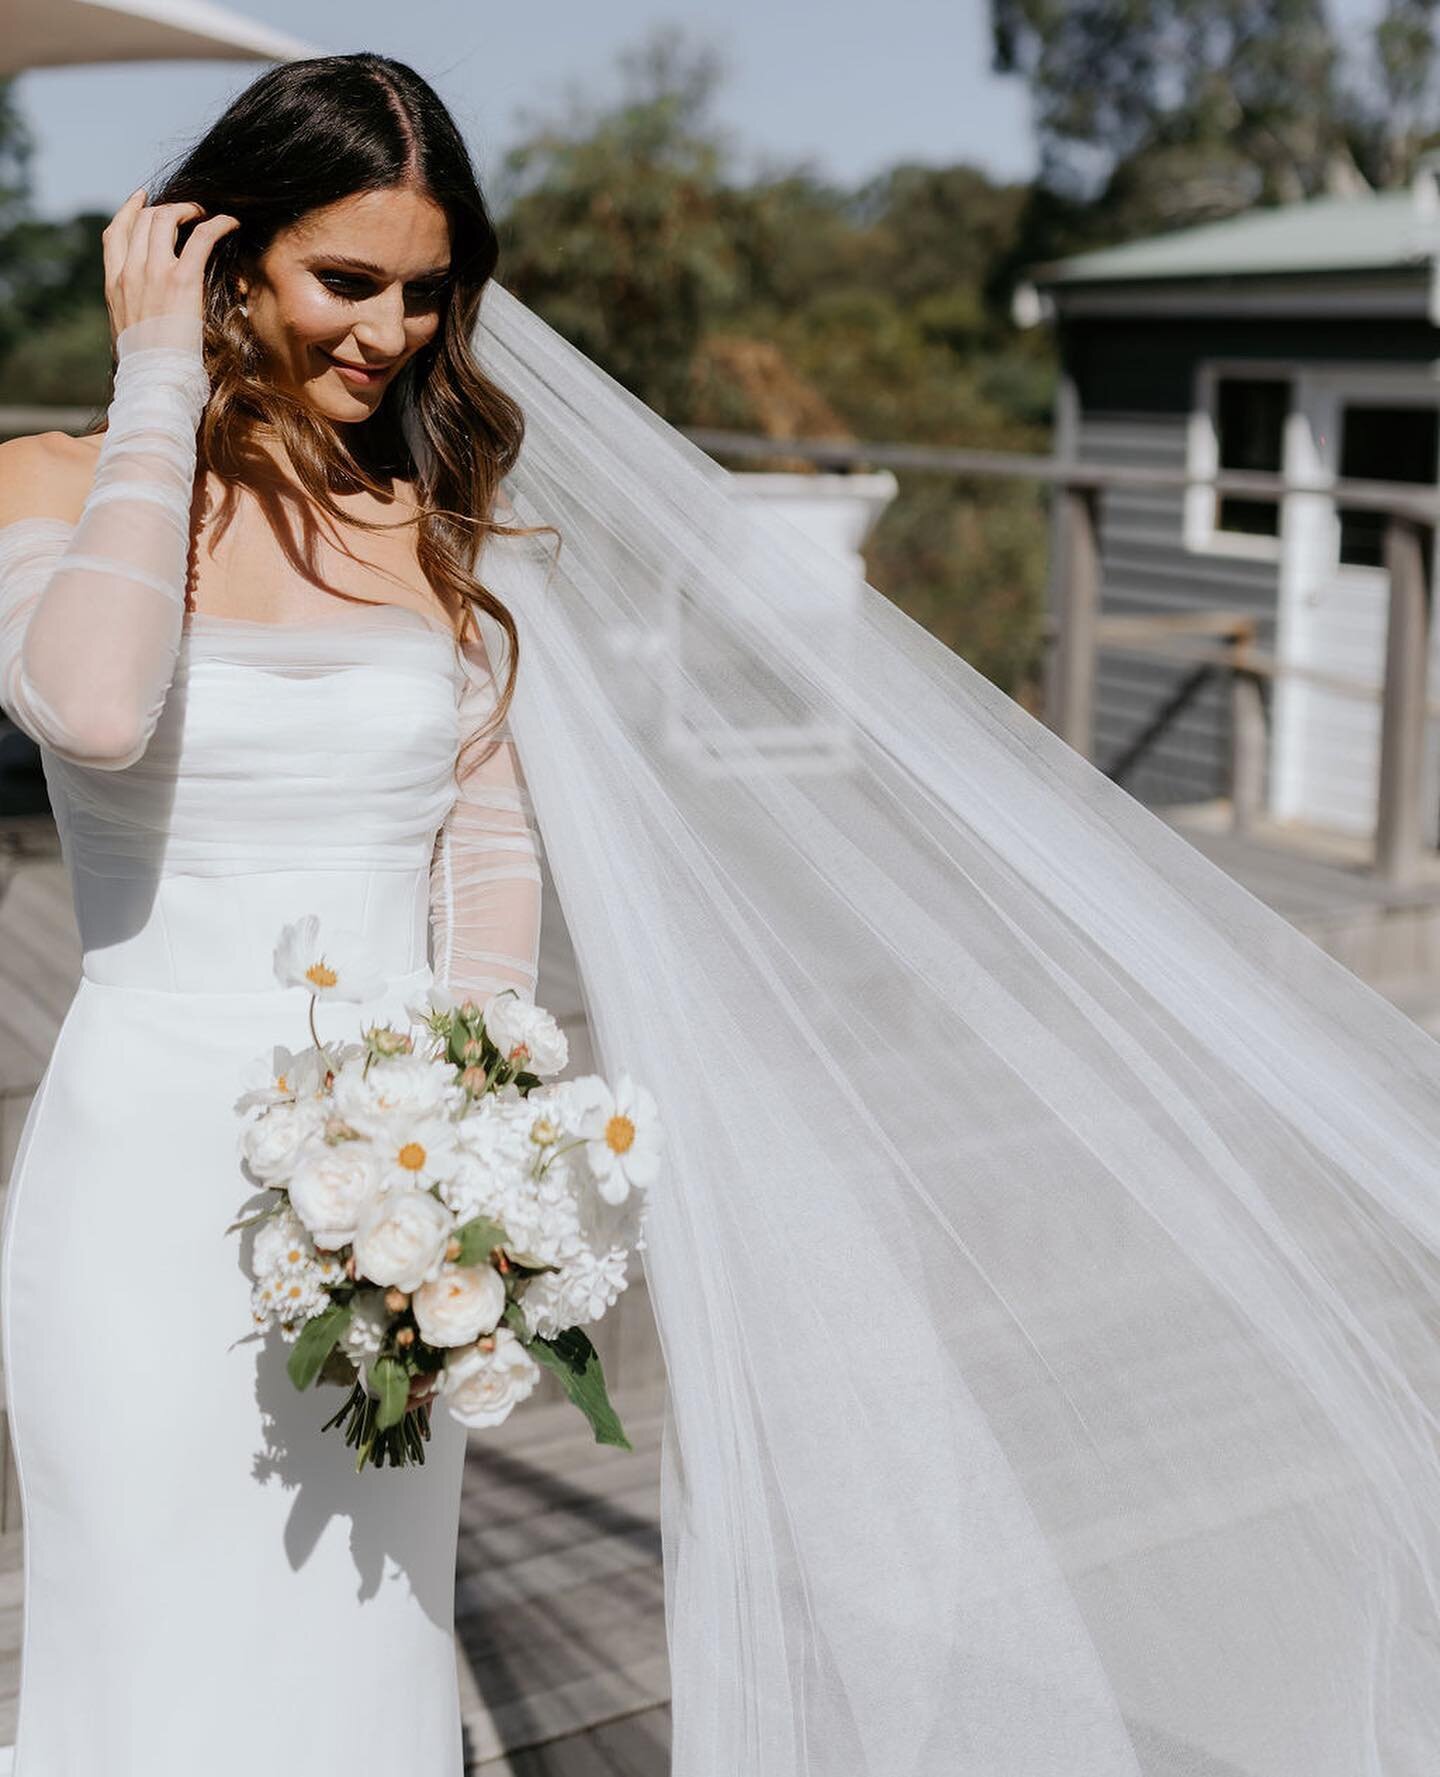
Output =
[{"x1": 108, "y1": 51, "x2": 548, "y2": 755}]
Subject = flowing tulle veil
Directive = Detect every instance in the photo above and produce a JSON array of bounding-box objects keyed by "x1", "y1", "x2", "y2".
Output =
[{"x1": 455, "y1": 279, "x2": 1440, "y2": 1776}]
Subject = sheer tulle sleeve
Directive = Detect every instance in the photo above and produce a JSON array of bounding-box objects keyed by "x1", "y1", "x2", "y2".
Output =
[
  {"x1": 428, "y1": 634, "x2": 544, "y2": 1007},
  {"x1": 0, "y1": 312, "x2": 210, "y2": 770}
]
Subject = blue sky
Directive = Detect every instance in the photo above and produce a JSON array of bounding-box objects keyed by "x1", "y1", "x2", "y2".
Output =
[{"x1": 14, "y1": 0, "x2": 1032, "y2": 222}]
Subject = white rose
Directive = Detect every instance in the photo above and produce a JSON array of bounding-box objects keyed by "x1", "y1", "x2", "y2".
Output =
[
  {"x1": 413, "y1": 1264, "x2": 507, "y2": 1348},
  {"x1": 331, "y1": 1051, "x2": 459, "y2": 1136},
  {"x1": 484, "y1": 992, "x2": 569, "y2": 1076},
  {"x1": 441, "y1": 1327, "x2": 541, "y2": 1429},
  {"x1": 351, "y1": 1188, "x2": 454, "y2": 1292},
  {"x1": 241, "y1": 1099, "x2": 325, "y2": 1183},
  {"x1": 286, "y1": 1144, "x2": 383, "y2": 1250}
]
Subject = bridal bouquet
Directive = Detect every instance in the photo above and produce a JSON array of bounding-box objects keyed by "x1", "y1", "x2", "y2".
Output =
[{"x1": 227, "y1": 916, "x2": 661, "y2": 1471}]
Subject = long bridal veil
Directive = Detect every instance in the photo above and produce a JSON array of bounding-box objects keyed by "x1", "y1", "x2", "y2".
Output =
[{"x1": 461, "y1": 279, "x2": 1440, "y2": 1776}]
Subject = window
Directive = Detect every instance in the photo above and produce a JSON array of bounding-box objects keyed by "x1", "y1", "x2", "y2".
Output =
[
  {"x1": 1335, "y1": 404, "x2": 1438, "y2": 568},
  {"x1": 1215, "y1": 377, "x2": 1290, "y2": 539}
]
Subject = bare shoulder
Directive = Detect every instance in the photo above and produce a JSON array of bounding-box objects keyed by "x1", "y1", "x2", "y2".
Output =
[{"x1": 0, "y1": 429, "x2": 104, "y2": 530}]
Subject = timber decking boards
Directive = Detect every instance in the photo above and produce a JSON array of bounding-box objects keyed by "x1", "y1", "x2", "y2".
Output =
[
  {"x1": 455, "y1": 1391, "x2": 669, "y2": 1767},
  {"x1": 0, "y1": 1389, "x2": 671, "y2": 1770}
]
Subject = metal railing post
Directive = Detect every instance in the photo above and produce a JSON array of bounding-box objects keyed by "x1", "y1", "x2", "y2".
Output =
[
  {"x1": 1050, "y1": 484, "x2": 1100, "y2": 759},
  {"x1": 1376, "y1": 515, "x2": 1432, "y2": 886}
]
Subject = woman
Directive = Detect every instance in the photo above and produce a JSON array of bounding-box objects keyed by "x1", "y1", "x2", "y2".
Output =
[
  {"x1": 0, "y1": 54, "x2": 541, "y2": 1773},
  {"x1": 6, "y1": 47, "x2": 1440, "y2": 1777}
]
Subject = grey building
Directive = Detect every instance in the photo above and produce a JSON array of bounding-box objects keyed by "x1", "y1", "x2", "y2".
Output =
[{"x1": 1024, "y1": 166, "x2": 1440, "y2": 842}]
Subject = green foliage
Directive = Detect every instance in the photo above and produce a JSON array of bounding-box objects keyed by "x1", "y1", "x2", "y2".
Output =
[
  {"x1": 0, "y1": 303, "x2": 112, "y2": 408},
  {"x1": 368, "y1": 1356, "x2": 411, "y2": 1432},
  {"x1": 287, "y1": 1302, "x2": 354, "y2": 1392},
  {"x1": 504, "y1": 1303, "x2": 630, "y2": 1449},
  {"x1": 497, "y1": 28, "x2": 745, "y2": 418},
  {"x1": 450, "y1": 1215, "x2": 510, "y2": 1267},
  {"x1": 991, "y1": 0, "x2": 1440, "y2": 251}
]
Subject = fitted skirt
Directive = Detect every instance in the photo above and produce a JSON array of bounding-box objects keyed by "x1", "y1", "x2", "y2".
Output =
[{"x1": 0, "y1": 966, "x2": 469, "y2": 1774}]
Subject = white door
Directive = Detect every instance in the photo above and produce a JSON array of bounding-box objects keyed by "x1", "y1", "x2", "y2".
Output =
[{"x1": 1272, "y1": 370, "x2": 1440, "y2": 840}]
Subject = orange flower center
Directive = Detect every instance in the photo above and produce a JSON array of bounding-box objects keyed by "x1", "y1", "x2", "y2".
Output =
[
  {"x1": 397, "y1": 1141, "x2": 427, "y2": 1171},
  {"x1": 276, "y1": 1072, "x2": 289, "y2": 1092},
  {"x1": 305, "y1": 961, "x2": 338, "y2": 989},
  {"x1": 606, "y1": 1113, "x2": 636, "y2": 1155}
]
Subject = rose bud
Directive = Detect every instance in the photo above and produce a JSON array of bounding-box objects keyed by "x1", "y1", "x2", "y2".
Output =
[
  {"x1": 384, "y1": 1286, "x2": 410, "y2": 1313},
  {"x1": 395, "y1": 1326, "x2": 416, "y2": 1348}
]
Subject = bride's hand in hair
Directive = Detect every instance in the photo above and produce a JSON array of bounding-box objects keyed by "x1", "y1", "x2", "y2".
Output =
[{"x1": 102, "y1": 186, "x2": 240, "y2": 351}]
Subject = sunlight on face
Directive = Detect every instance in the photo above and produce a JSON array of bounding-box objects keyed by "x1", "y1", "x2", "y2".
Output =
[{"x1": 236, "y1": 185, "x2": 451, "y2": 425}]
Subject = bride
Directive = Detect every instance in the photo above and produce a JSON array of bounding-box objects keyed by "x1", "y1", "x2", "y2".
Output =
[{"x1": 7, "y1": 46, "x2": 1440, "y2": 1777}]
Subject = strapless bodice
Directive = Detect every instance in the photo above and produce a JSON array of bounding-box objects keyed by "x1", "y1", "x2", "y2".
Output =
[{"x1": 38, "y1": 610, "x2": 469, "y2": 993}]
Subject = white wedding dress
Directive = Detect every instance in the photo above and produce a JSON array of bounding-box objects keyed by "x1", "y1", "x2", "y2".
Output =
[{"x1": 0, "y1": 314, "x2": 544, "y2": 1771}]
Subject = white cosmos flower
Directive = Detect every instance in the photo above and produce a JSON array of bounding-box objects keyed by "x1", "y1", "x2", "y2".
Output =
[
  {"x1": 483, "y1": 991, "x2": 569, "y2": 1076},
  {"x1": 404, "y1": 982, "x2": 463, "y2": 1024},
  {"x1": 241, "y1": 1099, "x2": 326, "y2": 1185},
  {"x1": 413, "y1": 1263, "x2": 507, "y2": 1348},
  {"x1": 331, "y1": 1051, "x2": 461, "y2": 1137},
  {"x1": 352, "y1": 1188, "x2": 455, "y2": 1293},
  {"x1": 371, "y1": 1117, "x2": 460, "y2": 1193},
  {"x1": 273, "y1": 914, "x2": 386, "y2": 1003},
  {"x1": 234, "y1": 1042, "x2": 331, "y2": 1114},
  {"x1": 555, "y1": 1073, "x2": 664, "y2": 1206},
  {"x1": 441, "y1": 1327, "x2": 540, "y2": 1429},
  {"x1": 286, "y1": 1143, "x2": 383, "y2": 1250}
]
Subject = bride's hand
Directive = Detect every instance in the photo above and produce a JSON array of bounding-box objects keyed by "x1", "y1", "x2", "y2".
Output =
[{"x1": 101, "y1": 186, "x2": 240, "y2": 349}]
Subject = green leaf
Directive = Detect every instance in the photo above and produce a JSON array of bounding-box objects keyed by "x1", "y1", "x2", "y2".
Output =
[
  {"x1": 287, "y1": 1302, "x2": 353, "y2": 1393},
  {"x1": 451, "y1": 1215, "x2": 510, "y2": 1267},
  {"x1": 504, "y1": 1305, "x2": 631, "y2": 1450},
  {"x1": 225, "y1": 1193, "x2": 283, "y2": 1236},
  {"x1": 370, "y1": 1356, "x2": 411, "y2": 1432}
]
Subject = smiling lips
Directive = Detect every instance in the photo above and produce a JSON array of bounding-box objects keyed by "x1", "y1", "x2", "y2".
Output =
[{"x1": 321, "y1": 350, "x2": 392, "y2": 386}]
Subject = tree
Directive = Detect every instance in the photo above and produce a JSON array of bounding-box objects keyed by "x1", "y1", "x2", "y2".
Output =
[
  {"x1": 989, "y1": 0, "x2": 1440, "y2": 249},
  {"x1": 496, "y1": 28, "x2": 747, "y2": 419}
]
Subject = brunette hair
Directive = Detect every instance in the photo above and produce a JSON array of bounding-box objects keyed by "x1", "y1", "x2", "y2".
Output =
[{"x1": 116, "y1": 51, "x2": 546, "y2": 749}]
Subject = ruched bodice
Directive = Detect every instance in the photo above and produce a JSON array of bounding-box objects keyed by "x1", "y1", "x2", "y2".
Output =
[{"x1": 40, "y1": 606, "x2": 470, "y2": 992}]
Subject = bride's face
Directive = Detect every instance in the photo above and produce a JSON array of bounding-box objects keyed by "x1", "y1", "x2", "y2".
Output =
[{"x1": 235, "y1": 185, "x2": 451, "y2": 425}]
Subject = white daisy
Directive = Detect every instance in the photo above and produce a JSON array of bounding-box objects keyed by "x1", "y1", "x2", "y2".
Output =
[
  {"x1": 555, "y1": 1074, "x2": 664, "y2": 1206},
  {"x1": 372, "y1": 1117, "x2": 461, "y2": 1193},
  {"x1": 273, "y1": 914, "x2": 387, "y2": 1003}
]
